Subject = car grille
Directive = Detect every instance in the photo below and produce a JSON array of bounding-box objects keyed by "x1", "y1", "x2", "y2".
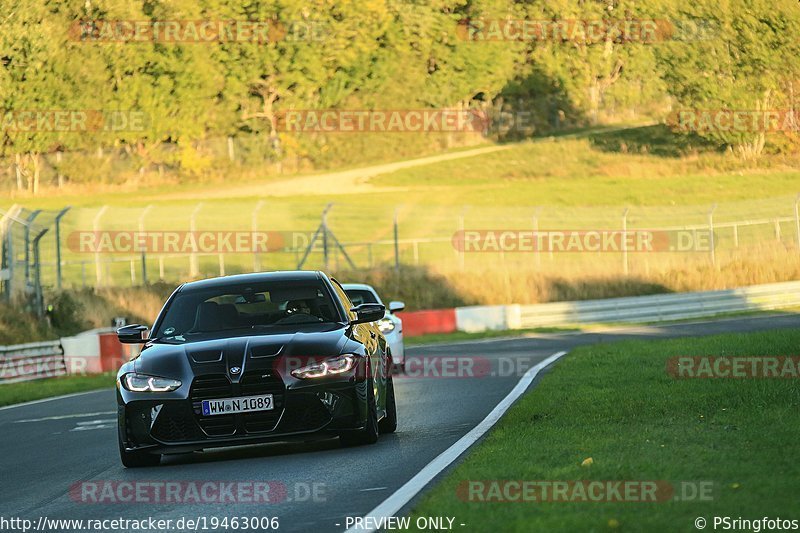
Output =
[
  {"x1": 149, "y1": 368, "x2": 333, "y2": 444},
  {"x1": 190, "y1": 371, "x2": 286, "y2": 437}
]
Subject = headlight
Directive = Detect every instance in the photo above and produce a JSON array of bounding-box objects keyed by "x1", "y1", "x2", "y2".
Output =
[
  {"x1": 121, "y1": 373, "x2": 182, "y2": 392},
  {"x1": 291, "y1": 354, "x2": 356, "y2": 379},
  {"x1": 377, "y1": 317, "x2": 395, "y2": 334}
]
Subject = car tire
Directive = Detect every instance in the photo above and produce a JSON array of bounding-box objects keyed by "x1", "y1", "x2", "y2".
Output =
[
  {"x1": 118, "y1": 430, "x2": 161, "y2": 468},
  {"x1": 340, "y1": 379, "x2": 379, "y2": 446},
  {"x1": 378, "y1": 374, "x2": 397, "y2": 434}
]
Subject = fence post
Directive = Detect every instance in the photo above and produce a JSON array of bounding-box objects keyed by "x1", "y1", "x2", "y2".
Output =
[
  {"x1": 189, "y1": 203, "x2": 203, "y2": 278},
  {"x1": 322, "y1": 207, "x2": 329, "y2": 270},
  {"x1": 24, "y1": 210, "x2": 41, "y2": 286},
  {"x1": 393, "y1": 208, "x2": 400, "y2": 272},
  {"x1": 622, "y1": 208, "x2": 629, "y2": 276},
  {"x1": 533, "y1": 207, "x2": 541, "y2": 268},
  {"x1": 138, "y1": 205, "x2": 153, "y2": 285},
  {"x1": 4, "y1": 229, "x2": 10, "y2": 299},
  {"x1": 458, "y1": 209, "x2": 465, "y2": 270},
  {"x1": 93, "y1": 206, "x2": 108, "y2": 287},
  {"x1": 251, "y1": 200, "x2": 265, "y2": 272},
  {"x1": 1, "y1": 220, "x2": 7, "y2": 302},
  {"x1": 32, "y1": 228, "x2": 48, "y2": 317},
  {"x1": 795, "y1": 194, "x2": 800, "y2": 252},
  {"x1": 0, "y1": 205, "x2": 20, "y2": 301},
  {"x1": 56, "y1": 151, "x2": 64, "y2": 188},
  {"x1": 708, "y1": 203, "x2": 717, "y2": 267},
  {"x1": 54, "y1": 206, "x2": 70, "y2": 290}
]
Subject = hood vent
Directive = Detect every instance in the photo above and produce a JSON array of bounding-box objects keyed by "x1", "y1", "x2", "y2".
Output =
[{"x1": 188, "y1": 349, "x2": 224, "y2": 363}]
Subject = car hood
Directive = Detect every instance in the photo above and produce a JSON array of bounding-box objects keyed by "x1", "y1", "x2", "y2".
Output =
[{"x1": 133, "y1": 324, "x2": 353, "y2": 378}]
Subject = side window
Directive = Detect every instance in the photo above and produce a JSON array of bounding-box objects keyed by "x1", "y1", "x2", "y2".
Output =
[{"x1": 330, "y1": 279, "x2": 357, "y2": 322}]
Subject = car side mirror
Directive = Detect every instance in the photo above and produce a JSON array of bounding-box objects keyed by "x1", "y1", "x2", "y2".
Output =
[
  {"x1": 350, "y1": 303, "x2": 385, "y2": 324},
  {"x1": 388, "y1": 301, "x2": 405, "y2": 313},
  {"x1": 117, "y1": 324, "x2": 149, "y2": 344}
]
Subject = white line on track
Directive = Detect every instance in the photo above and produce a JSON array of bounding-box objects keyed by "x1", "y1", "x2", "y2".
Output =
[
  {"x1": 14, "y1": 411, "x2": 116, "y2": 423},
  {"x1": 344, "y1": 350, "x2": 568, "y2": 533}
]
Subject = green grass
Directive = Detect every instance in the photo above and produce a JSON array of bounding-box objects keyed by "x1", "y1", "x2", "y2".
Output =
[
  {"x1": 408, "y1": 328, "x2": 800, "y2": 531},
  {"x1": 2, "y1": 140, "x2": 495, "y2": 211},
  {"x1": 370, "y1": 137, "x2": 799, "y2": 207},
  {"x1": 0, "y1": 372, "x2": 115, "y2": 408},
  {"x1": 9, "y1": 126, "x2": 799, "y2": 211}
]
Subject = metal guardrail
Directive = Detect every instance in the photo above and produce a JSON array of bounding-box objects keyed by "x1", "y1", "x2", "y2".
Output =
[
  {"x1": 0, "y1": 340, "x2": 65, "y2": 384},
  {"x1": 3, "y1": 281, "x2": 800, "y2": 380},
  {"x1": 514, "y1": 280, "x2": 800, "y2": 327}
]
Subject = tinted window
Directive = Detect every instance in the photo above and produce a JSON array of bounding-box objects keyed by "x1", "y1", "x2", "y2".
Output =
[
  {"x1": 330, "y1": 279, "x2": 357, "y2": 322},
  {"x1": 155, "y1": 280, "x2": 340, "y2": 340},
  {"x1": 345, "y1": 289, "x2": 379, "y2": 306}
]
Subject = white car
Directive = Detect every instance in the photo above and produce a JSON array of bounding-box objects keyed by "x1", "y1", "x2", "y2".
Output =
[{"x1": 342, "y1": 283, "x2": 406, "y2": 370}]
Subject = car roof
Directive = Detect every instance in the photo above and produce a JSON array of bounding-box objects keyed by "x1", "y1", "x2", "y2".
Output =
[
  {"x1": 180, "y1": 270, "x2": 324, "y2": 291},
  {"x1": 341, "y1": 283, "x2": 385, "y2": 306},
  {"x1": 341, "y1": 283, "x2": 376, "y2": 292}
]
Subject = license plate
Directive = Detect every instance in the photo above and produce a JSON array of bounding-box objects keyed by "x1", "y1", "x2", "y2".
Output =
[{"x1": 201, "y1": 394, "x2": 274, "y2": 416}]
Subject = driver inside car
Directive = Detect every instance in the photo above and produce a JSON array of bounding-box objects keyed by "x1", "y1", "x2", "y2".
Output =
[{"x1": 285, "y1": 299, "x2": 313, "y2": 316}]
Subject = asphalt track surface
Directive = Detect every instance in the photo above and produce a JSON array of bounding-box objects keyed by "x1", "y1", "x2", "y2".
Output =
[{"x1": 2, "y1": 314, "x2": 799, "y2": 533}]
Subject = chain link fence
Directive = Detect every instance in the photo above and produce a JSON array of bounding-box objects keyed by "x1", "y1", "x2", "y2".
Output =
[{"x1": 2, "y1": 195, "x2": 800, "y2": 297}]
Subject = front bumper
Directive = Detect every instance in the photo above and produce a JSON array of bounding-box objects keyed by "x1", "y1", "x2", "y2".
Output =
[{"x1": 118, "y1": 370, "x2": 370, "y2": 454}]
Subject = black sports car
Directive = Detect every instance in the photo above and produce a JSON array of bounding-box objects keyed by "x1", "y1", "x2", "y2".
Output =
[{"x1": 115, "y1": 270, "x2": 397, "y2": 467}]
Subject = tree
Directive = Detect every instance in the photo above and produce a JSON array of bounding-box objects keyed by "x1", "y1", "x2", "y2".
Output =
[
  {"x1": 655, "y1": 0, "x2": 800, "y2": 157},
  {"x1": 0, "y1": 0, "x2": 106, "y2": 192}
]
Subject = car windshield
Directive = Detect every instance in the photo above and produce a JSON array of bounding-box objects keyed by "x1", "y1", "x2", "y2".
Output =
[
  {"x1": 154, "y1": 280, "x2": 341, "y2": 340},
  {"x1": 345, "y1": 289, "x2": 380, "y2": 306}
]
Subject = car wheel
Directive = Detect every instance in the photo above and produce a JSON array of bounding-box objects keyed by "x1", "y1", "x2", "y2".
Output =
[
  {"x1": 378, "y1": 374, "x2": 397, "y2": 434},
  {"x1": 118, "y1": 429, "x2": 161, "y2": 468},
  {"x1": 340, "y1": 379, "x2": 379, "y2": 446}
]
